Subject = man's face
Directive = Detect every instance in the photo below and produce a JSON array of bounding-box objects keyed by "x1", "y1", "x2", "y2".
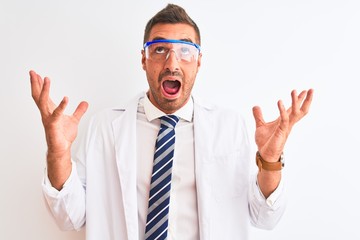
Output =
[{"x1": 142, "y1": 23, "x2": 202, "y2": 114}]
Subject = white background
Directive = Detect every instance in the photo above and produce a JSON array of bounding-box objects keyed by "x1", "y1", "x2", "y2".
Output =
[{"x1": 1, "y1": 0, "x2": 359, "y2": 239}]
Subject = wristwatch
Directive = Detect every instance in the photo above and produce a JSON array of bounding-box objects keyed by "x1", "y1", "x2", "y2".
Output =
[{"x1": 256, "y1": 151, "x2": 284, "y2": 172}]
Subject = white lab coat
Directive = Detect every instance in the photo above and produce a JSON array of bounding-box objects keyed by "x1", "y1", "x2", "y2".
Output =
[{"x1": 43, "y1": 92, "x2": 286, "y2": 240}]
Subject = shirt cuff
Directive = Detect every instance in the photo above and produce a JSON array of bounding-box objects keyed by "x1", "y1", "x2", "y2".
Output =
[{"x1": 42, "y1": 161, "x2": 76, "y2": 197}]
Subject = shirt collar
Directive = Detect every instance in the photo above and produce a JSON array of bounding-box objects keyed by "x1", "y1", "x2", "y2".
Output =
[{"x1": 143, "y1": 92, "x2": 193, "y2": 122}]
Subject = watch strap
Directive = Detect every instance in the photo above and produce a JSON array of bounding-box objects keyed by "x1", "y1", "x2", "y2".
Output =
[{"x1": 256, "y1": 151, "x2": 284, "y2": 172}]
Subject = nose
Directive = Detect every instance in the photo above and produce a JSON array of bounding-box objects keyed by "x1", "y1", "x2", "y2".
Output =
[{"x1": 164, "y1": 49, "x2": 180, "y2": 72}]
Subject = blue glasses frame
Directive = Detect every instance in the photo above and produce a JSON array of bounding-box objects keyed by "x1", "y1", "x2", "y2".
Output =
[{"x1": 143, "y1": 39, "x2": 201, "y2": 52}]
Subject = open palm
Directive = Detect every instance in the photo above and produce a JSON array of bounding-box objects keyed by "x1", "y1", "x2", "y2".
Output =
[
  {"x1": 30, "y1": 70, "x2": 88, "y2": 157},
  {"x1": 252, "y1": 89, "x2": 314, "y2": 162}
]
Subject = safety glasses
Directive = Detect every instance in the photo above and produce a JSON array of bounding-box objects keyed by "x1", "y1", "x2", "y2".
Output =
[{"x1": 144, "y1": 39, "x2": 201, "y2": 63}]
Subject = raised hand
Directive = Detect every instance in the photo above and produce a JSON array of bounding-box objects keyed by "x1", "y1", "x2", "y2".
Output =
[
  {"x1": 252, "y1": 89, "x2": 314, "y2": 163},
  {"x1": 30, "y1": 70, "x2": 88, "y2": 189},
  {"x1": 252, "y1": 89, "x2": 313, "y2": 197}
]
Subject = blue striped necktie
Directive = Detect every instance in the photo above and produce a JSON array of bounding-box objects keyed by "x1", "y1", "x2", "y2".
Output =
[{"x1": 145, "y1": 115, "x2": 180, "y2": 240}]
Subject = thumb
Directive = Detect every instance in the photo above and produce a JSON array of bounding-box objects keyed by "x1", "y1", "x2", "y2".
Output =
[
  {"x1": 73, "y1": 101, "x2": 89, "y2": 121},
  {"x1": 252, "y1": 106, "x2": 265, "y2": 128}
]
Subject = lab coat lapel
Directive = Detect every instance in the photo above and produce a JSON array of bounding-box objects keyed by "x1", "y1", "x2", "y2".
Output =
[
  {"x1": 193, "y1": 96, "x2": 215, "y2": 240},
  {"x1": 112, "y1": 93, "x2": 144, "y2": 240}
]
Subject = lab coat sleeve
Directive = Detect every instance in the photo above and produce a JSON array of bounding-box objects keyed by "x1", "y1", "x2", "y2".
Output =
[
  {"x1": 248, "y1": 173, "x2": 286, "y2": 230},
  {"x1": 42, "y1": 160, "x2": 86, "y2": 231},
  {"x1": 236, "y1": 112, "x2": 286, "y2": 230}
]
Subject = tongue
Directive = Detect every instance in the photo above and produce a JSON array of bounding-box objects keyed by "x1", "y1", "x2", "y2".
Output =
[{"x1": 163, "y1": 80, "x2": 180, "y2": 95}]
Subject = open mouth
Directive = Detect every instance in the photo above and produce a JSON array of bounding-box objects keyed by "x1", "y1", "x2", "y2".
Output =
[{"x1": 162, "y1": 80, "x2": 181, "y2": 98}]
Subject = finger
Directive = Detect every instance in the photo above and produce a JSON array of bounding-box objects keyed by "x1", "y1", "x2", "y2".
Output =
[
  {"x1": 297, "y1": 90, "x2": 307, "y2": 102},
  {"x1": 35, "y1": 71, "x2": 45, "y2": 94},
  {"x1": 290, "y1": 90, "x2": 299, "y2": 116},
  {"x1": 73, "y1": 101, "x2": 89, "y2": 121},
  {"x1": 278, "y1": 100, "x2": 289, "y2": 130},
  {"x1": 30, "y1": 70, "x2": 43, "y2": 102},
  {"x1": 38, "y1": 77, "x2": 52, "y2": 116},
  {"x1": 252, "y1": 106, "x2": 265, "y2": 128},
  {"x1": 293, "y1": 89, "x2": 311, "y2": 112},
  {"x1": 290, "y1": 89, "x2": 307, "y2": 116},
  {"x1": 52, "y1": 96, "x2": 69, "y2": 118},
  {"x1": 300, "y1": 89, "x2": 314, "y2": 114},
  {"x1": 283, "y1": 90, "x2": 298, "y2": 115}
]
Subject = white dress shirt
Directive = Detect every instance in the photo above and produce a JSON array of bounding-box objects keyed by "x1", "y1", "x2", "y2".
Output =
[{"x1": 136, "y1": 94, "x2": 199, "y2": 240}]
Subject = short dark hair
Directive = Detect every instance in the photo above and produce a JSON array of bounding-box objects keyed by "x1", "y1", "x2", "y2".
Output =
[{"x1": 143, "y1": 4, "x2": 201, "y2": 45}]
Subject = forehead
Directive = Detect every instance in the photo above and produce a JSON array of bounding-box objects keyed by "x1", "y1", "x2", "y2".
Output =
[{"x1": 148, "y1": 23, "x2": 198, "y2": 43}]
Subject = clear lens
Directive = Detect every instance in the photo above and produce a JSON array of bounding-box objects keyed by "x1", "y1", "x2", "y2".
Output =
[{"x1": 145, "y1": 42, "x2": 199, "y2": 63}]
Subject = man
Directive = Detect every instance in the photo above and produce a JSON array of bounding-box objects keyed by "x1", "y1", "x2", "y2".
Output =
[{"x1": 30, "y1": 4, "x2": 313, "y2": 240}]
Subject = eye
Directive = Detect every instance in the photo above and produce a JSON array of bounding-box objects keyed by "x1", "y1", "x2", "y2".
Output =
[
  {"x1": 154, "y1": 46, "x2": 167, "y2": 54},
  {"x1": 180, "y1": 47, "x2": 191, "y2": 55}
]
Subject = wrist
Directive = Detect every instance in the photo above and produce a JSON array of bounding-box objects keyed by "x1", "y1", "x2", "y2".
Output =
[
  {"x1": 256, "y1": 151, "x2": 284, "y2": 172},
  {"x1": 46, "y1": 152, "x2": 72, "y2": 190},
  {"x1": 47, "y1": 147, "x2": 71, "y2": 160}
]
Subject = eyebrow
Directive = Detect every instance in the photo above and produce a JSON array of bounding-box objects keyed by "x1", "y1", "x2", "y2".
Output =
[{"x1": 151, "y1": 37, "x2": 193, "y2": 43}]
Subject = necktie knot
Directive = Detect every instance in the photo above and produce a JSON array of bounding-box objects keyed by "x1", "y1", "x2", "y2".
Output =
[{"x1": 160, "y1": 115, "x2": 179, "y2": 129}]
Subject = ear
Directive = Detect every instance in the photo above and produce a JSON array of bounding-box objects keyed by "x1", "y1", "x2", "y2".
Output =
[
  {"x1": 196, "y1": 52, "x2": 202, "y2": 72},
  {"x1": 141, "y1": 49, "x2": 146, "y2": 71}
]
